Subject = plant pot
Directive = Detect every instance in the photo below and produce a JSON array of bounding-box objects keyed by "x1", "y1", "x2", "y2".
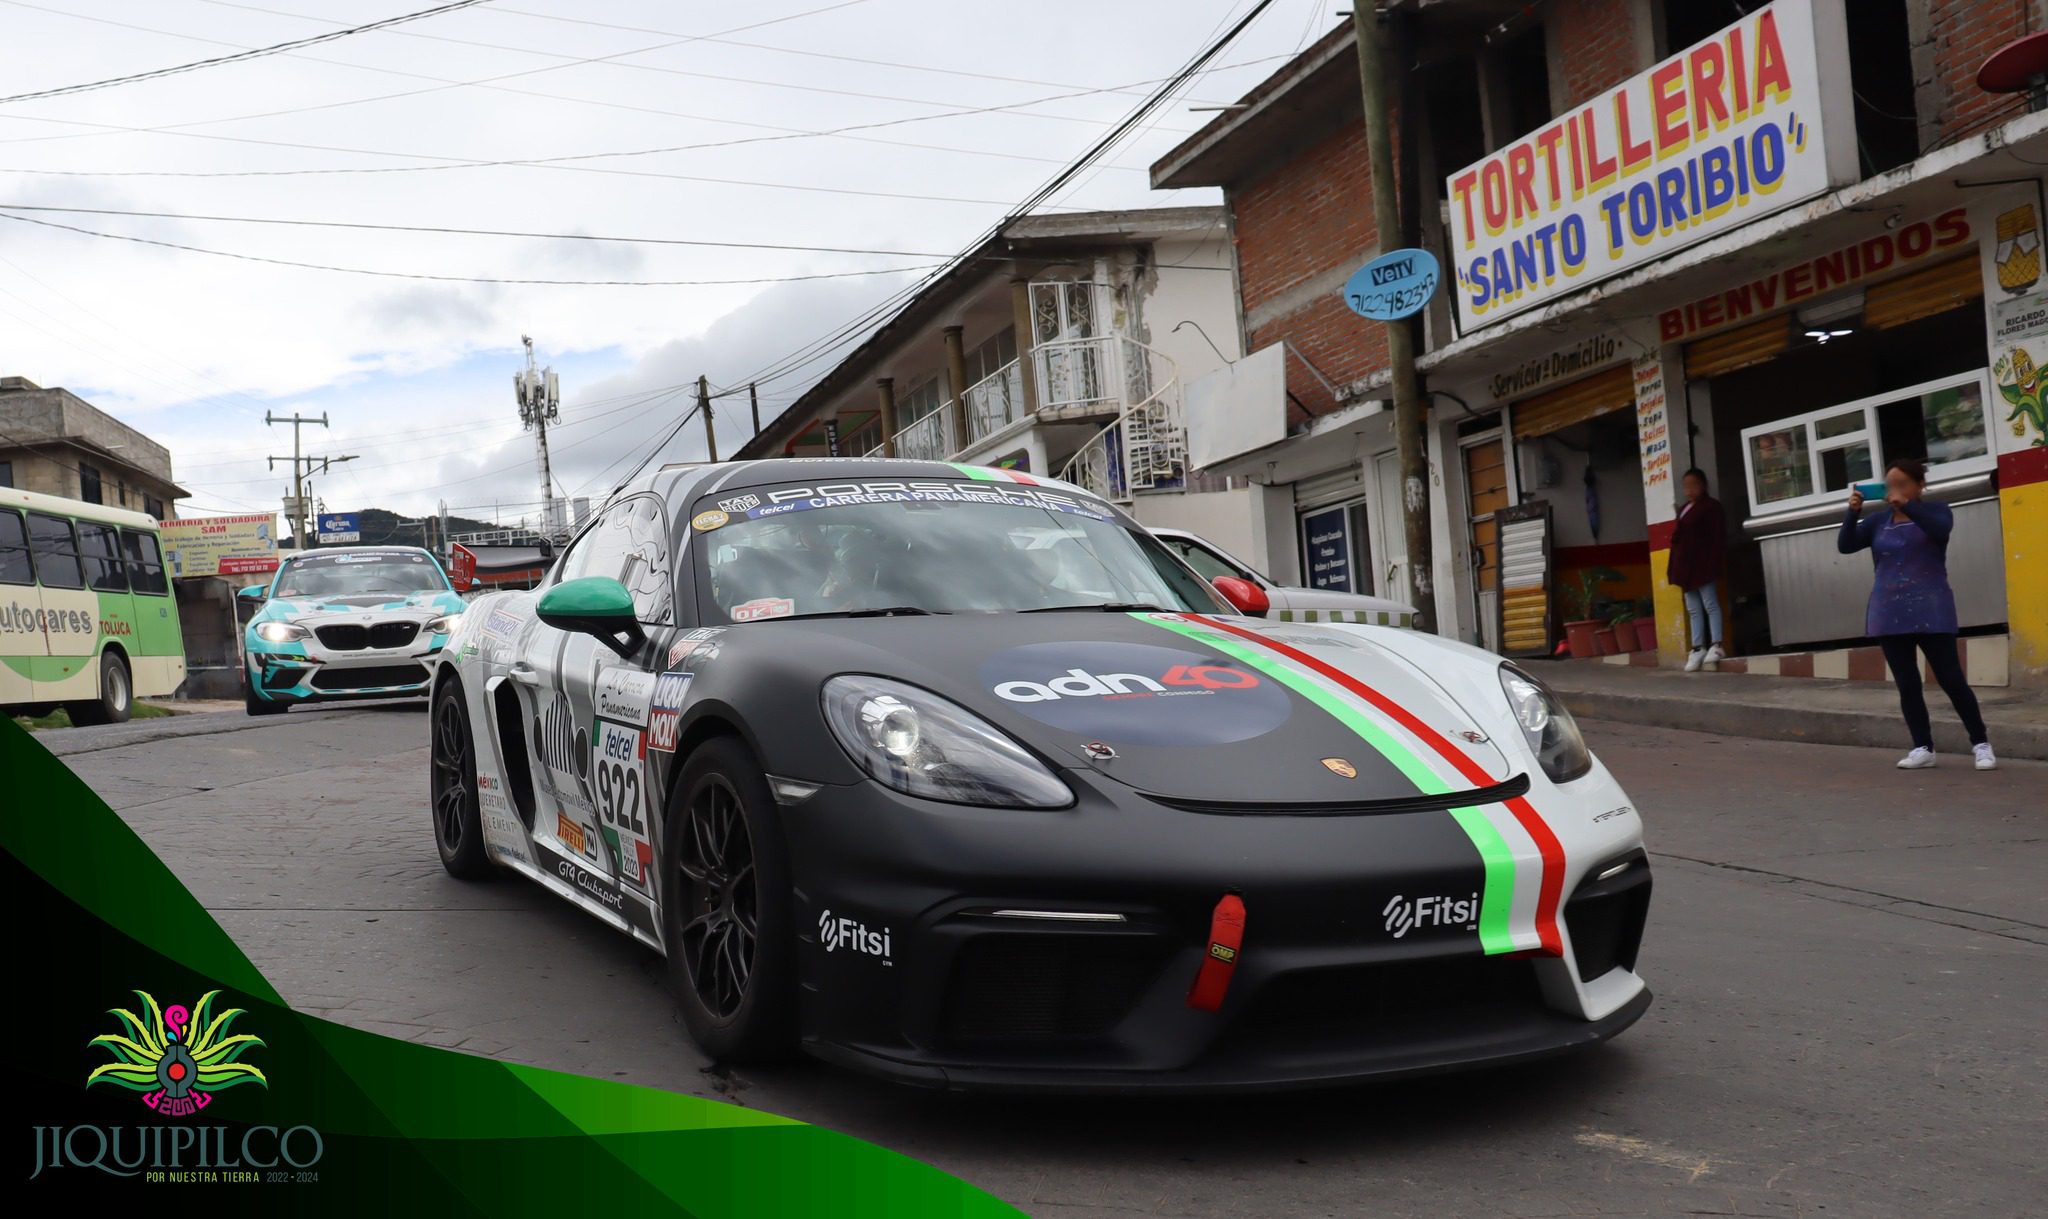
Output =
[
  {"x1": 1633, "y1": 618, "x2": 1658, "y2": 651},
  {"x1": 1564, "y1": 619, "x2": 1602, "y2": 659},
  {"x1": 1611, "y1": 622, "x2": 1641, "y2": 653},
  {"x1": 1594, "y1": 627, "x2": 1619, "y2": 655}
]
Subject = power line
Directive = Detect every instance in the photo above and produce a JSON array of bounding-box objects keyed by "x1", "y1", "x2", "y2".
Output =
[
  {"x1": 0, "y1": 213, "x2": 945, "y2": 288},
  {"x1": 0, "y1": 0, "x2": 489, "y2": 106},
  {"x1": 0, "y1": 203, "x2": 966, "y2": 258}
]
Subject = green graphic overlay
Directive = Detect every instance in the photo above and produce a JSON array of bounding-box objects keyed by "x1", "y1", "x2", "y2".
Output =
[
  {"x1": 1135, "y1": 614, "x2": 1518, "y2": 954},
  {"x1": 2, "y1": 717, "x2": 1020, "y2": 1217}
]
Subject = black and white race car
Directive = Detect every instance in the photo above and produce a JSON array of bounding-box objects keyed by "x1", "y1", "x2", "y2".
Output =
[{"x1": 427, "y1": 459, "x2": 1651, "y2": 1092}]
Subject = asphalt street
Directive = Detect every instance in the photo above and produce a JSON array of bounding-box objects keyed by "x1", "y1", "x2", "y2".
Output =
[{"x1": 39, "y1": 702, "x2": 2048, "y2": 1218}]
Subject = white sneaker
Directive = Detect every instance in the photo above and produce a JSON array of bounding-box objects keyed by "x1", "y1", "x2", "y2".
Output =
[
  {"x1": 1974, "y1": 743, "x2": 1997, "y2": 771},
  {"x1": 1897, "y1": 747, "x2": 1936, "y2": 769},
  {"x1": 1703, "y1": 644, "x2": 1725, "y2": 670},
  {"x1": 1684, "y1": 648, "x2": 1705, "y2": 672}
]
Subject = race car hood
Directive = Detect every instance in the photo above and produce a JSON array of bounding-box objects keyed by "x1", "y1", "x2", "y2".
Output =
[
  {"x1": 721, "y1": 611, "x2": 1515, "y2": 805},
  {"x1": 255, "y1": 589, "x2": 465, "y2": 624}
]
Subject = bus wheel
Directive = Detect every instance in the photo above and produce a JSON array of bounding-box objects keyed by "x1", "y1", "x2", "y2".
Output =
[{"x1": 67, "y1": 652, "x2": 132, "y2": 726}]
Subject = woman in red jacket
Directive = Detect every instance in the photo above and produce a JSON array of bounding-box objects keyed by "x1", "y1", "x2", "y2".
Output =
[{"x1": 1667, "y1": 467, "x2": 1726, "y2": 672}]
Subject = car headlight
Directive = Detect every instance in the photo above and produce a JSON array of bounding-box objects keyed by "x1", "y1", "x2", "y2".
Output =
[
  {"x1": 1498, "y1": 663, "x2": 1591, "y2": 784},
  {"x1": 822, "y1": 676, "x2": 1073, "y2": 809},
  {"x1": 254, "y1": 621, "x2": 308, "y2": 643},
  {"x1": 425, "y1": 612, "x2": 464, "y2": 636}
]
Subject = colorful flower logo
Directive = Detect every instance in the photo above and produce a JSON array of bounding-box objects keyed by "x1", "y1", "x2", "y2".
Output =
[{"x1": 87, "y1": 990, "x2": 268, "y2": 1116}]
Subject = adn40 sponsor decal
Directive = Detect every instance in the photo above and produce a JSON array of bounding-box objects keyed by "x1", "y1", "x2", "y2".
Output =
[{"x1": 980, "y1": 641, "x2": 1291, "y2": 746}]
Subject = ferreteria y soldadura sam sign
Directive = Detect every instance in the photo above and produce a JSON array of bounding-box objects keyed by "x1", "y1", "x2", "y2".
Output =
[{"x1": 1446, "y1": 0, "x2": 1857, "y2": 330}]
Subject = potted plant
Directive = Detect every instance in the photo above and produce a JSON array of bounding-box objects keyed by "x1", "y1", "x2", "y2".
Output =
[
  {"x1": 1562, "y1": 566, "x2": 1622, "y2": 659},
  {"x1": 1631, "y1": 597, "x2": 1658, "y2": 651},
  {"x1": 1609, "y1": 605, "x2": 1641, "y2": 653}
]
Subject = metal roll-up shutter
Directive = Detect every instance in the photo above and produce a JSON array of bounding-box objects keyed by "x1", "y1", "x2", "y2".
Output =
[
  {"x1": 1684, "y1": 314, "x2": 1792, "y2": 380},
  {"x1": 1293, "y1": 462, "x2": 1364, "y2": 511},
  {"x1": 1865, "y1": 254, "x2": 1982, "y2": 330},
  {"x1": 1510, "y1": 366, "x2": 1635, "y2": 439}
]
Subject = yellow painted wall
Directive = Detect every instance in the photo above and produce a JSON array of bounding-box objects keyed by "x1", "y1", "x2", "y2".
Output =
[{"x1": 2001, "y1": 480, "x2": 2048, "y2": 688}]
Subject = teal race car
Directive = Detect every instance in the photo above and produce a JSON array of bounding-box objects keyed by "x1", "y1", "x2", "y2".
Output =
[{"x1": 240, "y1": 546, "x2": 472, "y2": 716}]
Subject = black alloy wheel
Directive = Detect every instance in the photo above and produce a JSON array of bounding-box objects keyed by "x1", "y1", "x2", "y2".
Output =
[
  {"x1": 663, "y1": 737, "x2": 794, "y2": 1062},
  {"x1": 430, "y1": 679, "x2": 492, "y2": 878}
]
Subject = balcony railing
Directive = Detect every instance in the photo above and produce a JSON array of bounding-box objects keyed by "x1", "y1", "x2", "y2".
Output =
[
  {"x1": 963, "y1": 359, "x2": 1025, "y2": 444},
  {"x1": 862, "y1": 407, "x2": 956, "y2": 462},
  {"x1": 1056, "y1": 344, "x2": 1187, "y2": 503},
  {"x1": 1031, "y1": 335, "x2": 1164, "y2": 418}
]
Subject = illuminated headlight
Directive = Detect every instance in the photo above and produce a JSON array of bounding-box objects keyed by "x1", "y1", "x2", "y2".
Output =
[
  {"x1": 425, "y1": 612, "x2": 464, "y2": 636},
  {"x1": 822, "y1": 676, "x2": 1072, "y2": 809},
  {"x1": 254, "y1": 621, "x2": 308, "y2": 643},
  {"x1": 1498, "y1": 663, "x2": 1592, "y2": 784}
]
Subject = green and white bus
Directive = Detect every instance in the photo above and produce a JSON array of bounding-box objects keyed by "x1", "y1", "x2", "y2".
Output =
[{"x1": 1, "y1": 486, "x2": 185, "y2": 724}]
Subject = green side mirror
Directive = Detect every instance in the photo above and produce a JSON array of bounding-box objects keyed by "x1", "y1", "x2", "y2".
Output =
[
  {"x1": 237, "y1": 584, "x2": 267, "y2": 600},
  {"x1": 537, "y1": 577, "x2": 645, "y2": 658}
]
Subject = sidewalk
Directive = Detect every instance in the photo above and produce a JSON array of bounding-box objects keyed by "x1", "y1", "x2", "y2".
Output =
[{"x1": 1538, "y1": 658, "x2": 2048, "y2": 762}]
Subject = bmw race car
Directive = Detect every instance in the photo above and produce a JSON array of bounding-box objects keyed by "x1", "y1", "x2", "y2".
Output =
[
  {"x1": 242, "y1": 546, "x2": 469, "y2": 716},
  {"x1": 427, "y1": 460, "x2": 1652, "y2": 1092}
]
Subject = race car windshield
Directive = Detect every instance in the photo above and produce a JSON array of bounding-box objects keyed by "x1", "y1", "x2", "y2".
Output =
[
  {"x1": 694, "y1": 481, "x2": 1225, "y2": 623},
  {"x1": 274, "y1": 553, "x2": 450, "y2": 599}
]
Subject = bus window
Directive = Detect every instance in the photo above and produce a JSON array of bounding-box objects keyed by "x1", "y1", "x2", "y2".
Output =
[
  {"x1": 78, "y1": 522, "x2": 130, "y2": 593},
  {"x1": 27, "y1": 512, "x2": 83, "y2": 589},
  {"x1": 119, "y1": 529, "x2": 169, "y2": 596},
  {"x1": 0, "y1": 509, "x2": 31, "y2": 585}
]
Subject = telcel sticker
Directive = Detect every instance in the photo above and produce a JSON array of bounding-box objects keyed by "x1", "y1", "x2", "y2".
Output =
[{"x1": 692, "y1": 509, "x2": 730, "y2": 532}]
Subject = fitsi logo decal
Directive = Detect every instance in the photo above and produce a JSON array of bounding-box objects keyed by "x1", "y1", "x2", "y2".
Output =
[
  {"x1": 1382, "y1": 893, "x2": 1480, "y2": 939},
  {"x1": 86, "y1": 990, "x2": 266, "y2": 1116},
  {"x1": 817, "y1": 909, "x2": 891, "y2": 961}
]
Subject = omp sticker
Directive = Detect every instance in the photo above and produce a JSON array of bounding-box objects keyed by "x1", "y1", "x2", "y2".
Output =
[
  {"x1": 732, "y1": 597, "x2": 794, "y2": 623},
  {"x1": 594, "y1": 668, "x2": 656, "y2": 726},
  {"x1": 979, "y1": 641, "x2": 1290, "y2": 746},
  {"x1": 692, "y1": 509, "x2": 730, "y2": 531},
  {"x1": 647, "y1": 670, "x2": 692, "y2": 753},
  {"x1": 592, "y1": 720, "x2": 654, "y2": 890}
]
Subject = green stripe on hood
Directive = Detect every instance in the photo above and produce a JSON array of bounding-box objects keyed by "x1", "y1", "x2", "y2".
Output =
[{"x1": 1134, "y1": 613, "x2": 1519, "y2": 955}]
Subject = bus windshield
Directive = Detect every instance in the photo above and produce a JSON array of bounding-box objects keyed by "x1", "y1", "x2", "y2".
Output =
[{"x1": 274, "y1": 552, "x2": 449, "y2": 600}]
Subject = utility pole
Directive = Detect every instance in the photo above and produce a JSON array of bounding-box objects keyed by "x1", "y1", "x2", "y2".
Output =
[
  {"x1": 696, "y1": 375, "x2": 718, "y2": 462},
  {"x1": 748, "y1": 382, "x2": 761, "y2": 437},
  {"x1": 515, "y1": 335, "x2": 561, "y2": 531},
  {"x1": 1352, "y1": 2, "x2": 1437, "y2": 633},
  {"x1": 265, "y1": 411, "x2": 355, "y2": 551}
]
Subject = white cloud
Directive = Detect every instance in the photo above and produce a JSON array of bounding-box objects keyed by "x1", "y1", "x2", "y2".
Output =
[{"x1": 1, "y1": 0, "x2": 1333, "y2": 520}]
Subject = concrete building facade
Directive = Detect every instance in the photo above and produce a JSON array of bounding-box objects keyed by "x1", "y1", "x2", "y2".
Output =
[{"x1": 0, "y1": 377, "x2": 188, "y2": 519}]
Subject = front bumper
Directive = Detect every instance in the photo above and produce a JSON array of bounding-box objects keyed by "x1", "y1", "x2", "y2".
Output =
[
  {"x1": 245, "y1": 630, "x2": 449, "y2": 704},
  {"x1": 782, "y1": 766, "x2": 1652, "y2": 1094}
]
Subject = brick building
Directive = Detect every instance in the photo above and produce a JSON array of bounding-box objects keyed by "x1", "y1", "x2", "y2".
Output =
[
  {"x1": 0, "y1": 376, "x2": 188, "y2": 518},
  {"x1": 1151, "y1": 0, "x2": 2048, "y2": 687}
]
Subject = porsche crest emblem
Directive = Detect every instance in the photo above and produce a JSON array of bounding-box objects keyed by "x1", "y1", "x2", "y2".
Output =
[{"x1": 1321, "y1": 757, "x2": 1357, "y2": 778}]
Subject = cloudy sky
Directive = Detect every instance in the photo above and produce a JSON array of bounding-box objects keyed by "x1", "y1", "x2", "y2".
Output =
[{"x1": 0, "y1": 0, "x2": 1334, "y2": 532}]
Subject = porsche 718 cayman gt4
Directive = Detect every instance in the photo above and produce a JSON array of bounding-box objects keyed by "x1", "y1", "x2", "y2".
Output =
[{"x1": 426, "y1": 459, "x2": 1651, "y2": 1092}]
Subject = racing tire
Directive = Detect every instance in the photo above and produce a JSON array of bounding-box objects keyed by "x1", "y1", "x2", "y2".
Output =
[
  {"x1": 65, "y1": 651, "x2": 132, "y2": 726},
  {"x1": 244, "y1": 680, "x2": 287, "y2": 717},
  {"x1": 663, "y1": 736, "x2": 796, "y2": 1064},
  {"x1": 428, "y1": 679, "x2": 493, "y2": 879}
]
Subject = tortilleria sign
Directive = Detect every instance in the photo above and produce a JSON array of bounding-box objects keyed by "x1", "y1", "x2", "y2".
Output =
[
  {"x1": 1446, "y1": 0, "x2": 1854, "y2": 330},
  {"x1": 1657, "y1": 206, "x2": 1972, "y2": 342}
]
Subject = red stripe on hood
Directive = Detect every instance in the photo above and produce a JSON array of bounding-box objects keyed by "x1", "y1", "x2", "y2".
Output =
[{"x1": 1183, "y1": 613, "x2": 1565, "y2": 956}]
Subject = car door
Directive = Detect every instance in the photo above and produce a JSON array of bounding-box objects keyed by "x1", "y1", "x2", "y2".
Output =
[{"x1": 521, "y1": 494, "x2": 673, "y2": 936}]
